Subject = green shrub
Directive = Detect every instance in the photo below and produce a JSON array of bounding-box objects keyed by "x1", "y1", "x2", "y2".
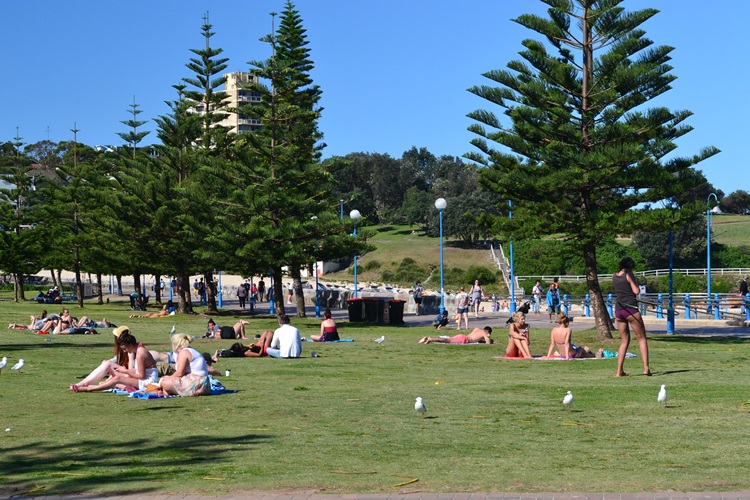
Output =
[
  {"x1": 464, "y1": 265, "x2": 496, "y2": 287},
  {"x1": 363, "y1": 260, "x2": 381, "y2": 271}
]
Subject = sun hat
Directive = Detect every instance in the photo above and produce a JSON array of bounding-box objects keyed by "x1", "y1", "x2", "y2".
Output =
[{"x1": 113, "y1": 325, "x2": 130, "y2": 337}]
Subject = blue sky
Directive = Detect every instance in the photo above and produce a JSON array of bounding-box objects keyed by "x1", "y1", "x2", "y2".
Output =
[{"x1": 3, "y1": 1, "x2": 745, "y2": 196}]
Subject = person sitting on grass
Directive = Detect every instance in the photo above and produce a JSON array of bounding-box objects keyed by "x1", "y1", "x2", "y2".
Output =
[
  {"x1": 419, "y1": 326, "x2": 493, "y2": 344},
  {"x1": 506, "y1": 312, "x2": 532, "y2": 359},
  {"x1": 432, "y1": 310, "x2": 449, "y2": 330},
  {"x1": 70, "y1": 325, "x2": 134, "y2": 390},
  {"x1": 159, "y1": 333, "x2": 211, "y2": 397},
  {"x1": 543, "y1": 312, "x2": 595, "y2": 359},
  {"x1": 310, "y1": 309, "x2": 340, "y2": 342},
  {"x1": 72, "y1": 331, "x2": 158, "y2": 393},
  {"x1": 214, "y1": 331, "x2": 274, "y2": 360}
]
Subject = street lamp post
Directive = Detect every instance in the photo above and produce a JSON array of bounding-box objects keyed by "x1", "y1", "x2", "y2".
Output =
[
  {"x1": 435, "y1": 198, "x2": 447, "y2": 314},
  {"x1": 509, "y1": 200, "x2": 516, "y2": 313},
  {"x1": 707, "y1": 193, "x2": 718, "y2": 300},
  {"x1": 350, "y1": 209, "x2": 361, "y2": 298}
]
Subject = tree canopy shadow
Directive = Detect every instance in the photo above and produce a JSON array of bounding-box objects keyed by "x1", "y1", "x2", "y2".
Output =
[{"x1": 0, "y1": 432, "x2": 270, "y2": 496}]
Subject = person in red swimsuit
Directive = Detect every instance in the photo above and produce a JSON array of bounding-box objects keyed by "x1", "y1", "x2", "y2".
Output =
[
  {"x1": 310, "y1": 309, "x2": 340, "y2": 342},
  {"x1": 419, "y1": 327, "x2": 493, "y2": 344}
]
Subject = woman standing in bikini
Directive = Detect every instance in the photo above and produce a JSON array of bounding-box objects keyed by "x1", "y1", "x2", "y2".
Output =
[{"x1": 613, "y1": 256, "x2": 651, "y2": 377}]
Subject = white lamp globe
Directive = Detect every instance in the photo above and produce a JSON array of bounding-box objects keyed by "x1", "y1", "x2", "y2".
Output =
[
  {"x1": 350, "y1": 209, "x2": 361, "y2": 220},
  {"x1": 435, "y1": 198, "x2": 447, "y2": 210}
]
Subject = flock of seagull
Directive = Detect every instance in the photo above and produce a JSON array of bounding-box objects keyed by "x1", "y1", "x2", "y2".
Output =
[
  {"x1": 0, "y1": 356, "x2": 23, "y2": 374},
  {"x1": 414, "y1": 385, "x2": 668, "y2": 417}
]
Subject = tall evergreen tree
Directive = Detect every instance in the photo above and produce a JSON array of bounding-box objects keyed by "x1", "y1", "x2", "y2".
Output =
[
  {"x1": 0, "y1": 131, "x2": 41, "y2": 301},
  {"x1": 230, "y1": 2, "x2": 364, "y2": 317},
  {"x1": 182, "y1": 12, "x2": 231, "y2": 152},
  {"x1": 466, "y1": 0, "x2": 719, "y2": 339},
  {"x1": 117, "y1": 97, "x2": 150, "y2": 158}
]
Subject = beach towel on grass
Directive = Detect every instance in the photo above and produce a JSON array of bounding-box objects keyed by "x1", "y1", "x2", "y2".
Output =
[{"x1": 305, "y1": 338, "x2": 354, "y2": 342}]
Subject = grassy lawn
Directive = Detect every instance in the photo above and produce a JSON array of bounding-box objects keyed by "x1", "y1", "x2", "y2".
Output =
[
  {"x1": 324, "y1": 224, "x2": 498, "y2": 287},
  {"x1": 2, "y1": 298, "x2": 750, "y2": 496},
  {"x1": 711, "y1": 214, "x2": 750, "y2": 247}
]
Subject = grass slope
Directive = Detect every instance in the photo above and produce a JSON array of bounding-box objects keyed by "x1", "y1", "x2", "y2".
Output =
[{"x1": 2, "y1": 300, "x2": 750, "y2": 496}]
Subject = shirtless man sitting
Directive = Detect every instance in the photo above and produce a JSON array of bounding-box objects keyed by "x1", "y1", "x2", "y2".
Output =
[{"x1": 419, "y1": 326, "x2": 493, "y2": 344}]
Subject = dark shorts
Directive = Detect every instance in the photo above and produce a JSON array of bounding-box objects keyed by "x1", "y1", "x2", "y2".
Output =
[
  {"x1": 414, "y1": 297, "x2": 422, "y2": 304},
  {"x1": 615, "y1": 307, "x2": 639, "y2": 320},
  {"x1": 457, "y1": 307, "x2": 469, "y2": 314}
]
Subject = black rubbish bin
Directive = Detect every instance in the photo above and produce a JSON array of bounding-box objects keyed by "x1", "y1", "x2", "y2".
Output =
[
  {"x1": 347, "y1": 298, "x2": 365, "y2": 322},
  {"x1": 363, "y1": 298, "x2": 379, "y2": 322},
  {"x1": 388, "y1": 299, "x2": 405, "y2": 325}
]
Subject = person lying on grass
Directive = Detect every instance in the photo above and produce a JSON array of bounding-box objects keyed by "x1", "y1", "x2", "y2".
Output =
[
  {"x1": 213, "y1": 330, "x2": 274, "y2": 360},
  {"x1": 419, "y1": 326, "x2": 493, "y2": 344}
]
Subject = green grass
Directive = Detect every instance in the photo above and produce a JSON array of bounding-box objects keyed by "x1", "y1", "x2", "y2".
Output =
[
  {"x1": 2, "y1": 299, "x2": 750, "y2": 496},
  {"x1": 712, "y1": 214, "x2": 750, "y2": 247},
  {"x1": 325, "y1": 224, "x2": 498, "y2": 288}
]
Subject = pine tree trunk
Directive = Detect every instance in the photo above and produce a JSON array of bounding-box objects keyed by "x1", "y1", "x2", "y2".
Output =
[
  {"x1": 116, "y1": 275, "x2": 123, "y2": 295},
  {"x1": 96, "y1": 273, "x2": 104, "y2": 305},
  {"x1": 13, "y1": 273, "x2": 22, "y2": 303},
  {"x1": 154, "y1": 273, "x2": 162, "y2": 304},
  {"x1": 582, "y1": 241, "x2": 613, "y2": 340},
  {"x1": 133, "y1": 273, "x2": 141, "y2": 296},
  {"x1": 204, "y1": 271, "x2": 218, "y2": 314},
  {"x1": 272, "y1": 268, "x2": 286, "y2": 319},
  {"x1": 177, "y1": 271, "x2": 193, "y2": 314},
  {"x1": 292, "y1": 268, "x2": 306, "y2": 318}
]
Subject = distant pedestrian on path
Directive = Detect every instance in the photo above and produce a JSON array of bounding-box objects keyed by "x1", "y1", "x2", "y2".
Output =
[
  {"x1": 455, "y1": 286, "x2": 470, "y2": 330},
  {"x1": 532, "y1": 280, "x2": 543, "y2": 314},
  {"x1": 413, "y1": 281, "x2": 424, "y2": 316},
  {"x1": 470, "y1": 280, "x2": 484, "y2": 318}
]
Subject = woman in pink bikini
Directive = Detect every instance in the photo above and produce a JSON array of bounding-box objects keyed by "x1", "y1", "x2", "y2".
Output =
[
  {"x1": 505, "y1": 312, "x2": 532, "y2": 358},
  {"x1": 613, "y1": 256, "x2": 651, "y2": 377}
]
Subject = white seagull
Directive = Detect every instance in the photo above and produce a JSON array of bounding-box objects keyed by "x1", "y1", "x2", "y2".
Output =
[
  {"x1": 657, "y1": 384, "x2": 668, "y2": 406},
  {"x1": 169, "y1": 325, "x2": 176, "y2": 335},
  {"x1": 11, "y1": 359, "x2": 24, "y2": 373},
  {"x1": 374, "y1": 335, "x2": 385, "y2": 344},
  {"x1": 414, "y1": 397, "x2": 426, "y2": 417},
  {"x1": 562, "y1": 390, "x2": 574, "y2": 410},
  {"x1": 0, "y1": 356, "x2": 7, "y2": 374}
]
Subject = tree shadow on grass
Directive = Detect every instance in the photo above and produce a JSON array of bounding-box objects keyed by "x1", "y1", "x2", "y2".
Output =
[{"x1": 0, "y1": 432, "x2": 270, "y2": 497}]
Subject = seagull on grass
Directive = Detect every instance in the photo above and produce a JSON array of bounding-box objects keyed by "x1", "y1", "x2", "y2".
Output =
[
  {"x1": 0, "y1": 357, "x2": 7, "y2": 374},
  {"x1": 657, "y1": 384, "x2": 668, "y2": 406},
  {"x1": 374, "y1": 336, "x2": 385, "y2": 344},
  {"x1": 169, "y1": 325, "x2": 176, "y2": 335},
  {"x1": 414, "y1": 397, "x2": 426, "y2": 417},
  {"x1": 11, "y1": 359, "x2": 24, "y2": 373},
  {"x1": 562, "y1": 391, "x2": 574, "y2": 411}
]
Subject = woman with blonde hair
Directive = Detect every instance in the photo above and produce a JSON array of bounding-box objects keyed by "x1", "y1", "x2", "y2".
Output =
[
  {"x1": 544, "y1": 313, "x2": 594, "y2": 359},
  {"x1": 506, "y1": 311, "x2": 532, "y2": 358},
  {"x1": 159, "y1": 333, "x2": 211, "y2": 397}
]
